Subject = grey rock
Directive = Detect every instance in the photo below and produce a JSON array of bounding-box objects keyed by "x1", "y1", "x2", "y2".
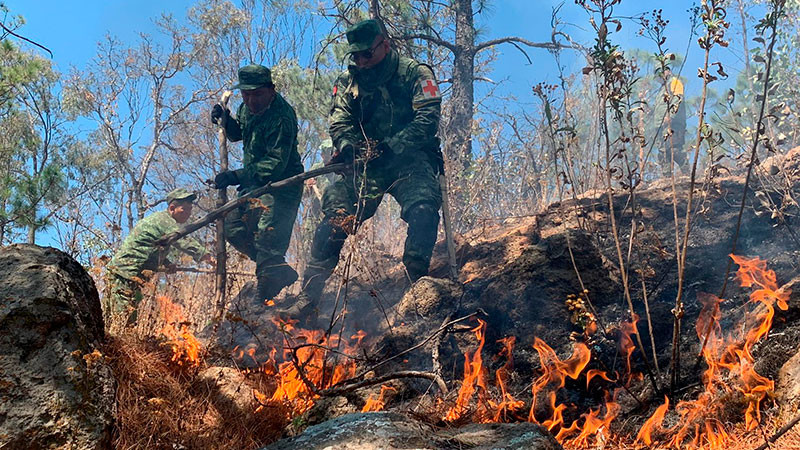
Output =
[
  {"x1": 196, "y1": 366, "x2": 257, "y2": 414},
  {"x1": 0, "y1": 245, "x2": 114, "y2": 449},
  {"x1": 777, "y1": 348, "x2": 800, "y2": 423},
  {"x1": 262, "y1": 412, "x2": 561, "y2": 450}
]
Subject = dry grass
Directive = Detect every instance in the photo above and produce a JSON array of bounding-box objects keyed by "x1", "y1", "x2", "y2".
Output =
[{"x1": 104, "y1": 333, "x2": 288, "y2": 450}]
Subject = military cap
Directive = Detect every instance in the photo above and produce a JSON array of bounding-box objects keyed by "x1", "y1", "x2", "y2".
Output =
[
  {"x1": 232, "y1": 65, "x2": 273, "y2": 90},
  {"x1": 345, "y1": 19, "x2": 383, "y2": 54},
  {"x1": 166, "y1": 188, "x2": 197, "y2": 204}
]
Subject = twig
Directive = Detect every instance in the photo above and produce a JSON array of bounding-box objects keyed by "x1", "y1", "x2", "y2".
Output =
[
  {"x1": 0, "y1": 21, "x2": 53, "y2": 57},
  {"x1": 320, "y1": 370, "x2": 448, "y2": 397},
  {"x1": 754, "y1": 412, "x2": 800, "y2": 450},
  {"x1": 355, "y1": 311, "x2": 483, "y2": 380},
  {"x1": 695, "y1": 0, "x2": 784, "y2": 371},
  {"x1": 167, "y1": 267, "x2": 255, "y2": 277}
]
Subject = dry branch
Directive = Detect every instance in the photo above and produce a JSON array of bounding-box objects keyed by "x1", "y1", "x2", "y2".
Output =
[
  {"x1": 321, "y1": 371, "x2": 448, "y2": 397},
  {"x1": 156, "y1": 163, "x2": 349, "y2": 247},
  {"x1": 754, "y1": 412, "x2": 800, "y2": 450}
]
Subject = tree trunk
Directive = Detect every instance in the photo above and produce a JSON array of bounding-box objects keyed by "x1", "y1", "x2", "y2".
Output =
[
  {"x1": 445, "y1": 0, "x2": 475, "y2": 170},
  {"x1": 27, "y1": 211, "x2": 36, "y2": 244}
]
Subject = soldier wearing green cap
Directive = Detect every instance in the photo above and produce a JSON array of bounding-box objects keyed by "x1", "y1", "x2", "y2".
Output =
[
  {"x1": 107, "y1": 188, "x2": 212, "y2": 326},
  {"x1": 293, "y1": 19, "x2": 443, "y2": 318},
  {"x1": 211, "y1": 64, "x2": 304, "y2": 304}
]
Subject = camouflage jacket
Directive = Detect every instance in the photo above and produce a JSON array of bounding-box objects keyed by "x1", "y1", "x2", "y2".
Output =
[
  {"x1": 224, "y1": 93, "x2": 304, "y2": 189},
  {"x1": 109, "y1": 211, "x2": 207, "y2": 280},
  {"x1": 330, "y1": 49, "x2": 442, "y2": 159}
]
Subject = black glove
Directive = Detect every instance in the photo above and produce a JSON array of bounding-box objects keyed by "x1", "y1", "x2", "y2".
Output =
[
  {"x1": 211, "y1": 104, "x2": 229, "y2": 125},
  {"x1": 327, "y1": 144, "x2": 355, "y2": 166},
  {"x1": 371, "y1": 141, "x2": 393, "y2": 165},
  {"x1": 213, "y1": 170, "x2": 240, "y2": 189}
]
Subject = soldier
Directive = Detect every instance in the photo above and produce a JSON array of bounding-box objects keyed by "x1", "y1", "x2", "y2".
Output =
[
  {"x1": 107, "y1": 188, "x2": 212, "y2": 325},
  {"x1": 294, "y1": 19, "x2": 443, "y2": 317},
  {"x1": 211, "y1": 64, "x2": 304, "y2": 304},
  {"x1": 660, "y1": 67, "x2": 687, "y2": 173}
]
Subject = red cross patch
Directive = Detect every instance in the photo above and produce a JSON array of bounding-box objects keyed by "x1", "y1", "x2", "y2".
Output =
[
  {"x1": 333, "y1": 85, "x2": 338, "y2": 96},
  {"x1": 421, "y1": 79, "x2": 440, "y2": 99}
]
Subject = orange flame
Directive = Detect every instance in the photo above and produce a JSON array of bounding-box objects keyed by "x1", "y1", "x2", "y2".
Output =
[
  {"x1": 488, "y1": 336, "x2": 525, "y2": 421},
  {"x1": 661, "y1": 254, "x2": 788, "y2": 448},
  {"x1": 444, "y1": 319, "x2": 489, "y2": 421},
  {"x1": 635, "y1": 396, "x2": 669, "y2": 446},
  {"x1": 259, "y1": 326, "x2": 365, "y2": 416},
  {"x1": 156, "y1": 295, "x2": 202, "y2": 368},
  {"x1": 528, "y1": 338, "x2": 591, "y2": 427},
  {"x1": 362, "y1": 384, "x2": 396, "y2": 412}
]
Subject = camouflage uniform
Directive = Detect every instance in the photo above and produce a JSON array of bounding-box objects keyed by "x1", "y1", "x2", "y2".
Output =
[
  {"x1": 220, "y1": 70, "x2": 304, "y2": 301},
  {"x1": 301, "y1": 20, "x2": 443, "y2": 302},
  {"x1": 107, "y1": 192, "x2": 207, "y2": 320},
  {"x1": 660, "y1": 76, "x2": 687, "y2": 170}
]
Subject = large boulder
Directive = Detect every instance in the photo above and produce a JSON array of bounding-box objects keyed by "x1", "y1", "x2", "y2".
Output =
[
  {"x1": 262, "y1": 412, "x2": 561, "y2": 450},
  {"x1": 0, "y1": 244, "x2": 114, "y2": 449}
]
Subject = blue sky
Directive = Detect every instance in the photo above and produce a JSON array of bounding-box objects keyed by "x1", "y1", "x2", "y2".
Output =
[
  {"x1": 8, "y1": 0, "x2": 755, "y2": 100},
  {"x1": 6, "y1": 0, "x2": 759, "y2": 250}
]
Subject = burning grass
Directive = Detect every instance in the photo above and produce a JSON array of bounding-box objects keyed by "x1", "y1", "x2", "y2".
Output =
[
  {"x1": 103, "y1": 254, "x2": 796, "y2": 449},
  {"x1": 431, "y1": 254, "x2": 794, "y2": 449},
  {"x1": 105, "y1": 333, "x2": 288, "y2": 450}
]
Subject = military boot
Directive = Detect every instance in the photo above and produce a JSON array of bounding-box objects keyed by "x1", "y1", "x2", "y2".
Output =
[{"x1": 255, "y1": 262, "x2": 298, "y2": 305}]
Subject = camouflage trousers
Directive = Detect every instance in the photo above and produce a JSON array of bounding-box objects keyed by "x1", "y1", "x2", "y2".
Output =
[
  {"x1": 303, "y1": 150, "x2": 442, "y2": 299},
  {"x1": 105, "y1": 273, "x2": 144, "y2": 329},
  {"x1": 225, "y1": 184, "x2": 303, "y2": 299}
]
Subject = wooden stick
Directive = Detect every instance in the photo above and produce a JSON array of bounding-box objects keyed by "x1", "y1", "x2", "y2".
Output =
[
  {"x1": 213, "y1": 90, "x2": 233, "y2": 328},
  {"x1": 168, "y1": 266, "x2": 255, "y2": 277},
  {"x1": 439, "y1": 171, "x2": 459, "y2": 281},
  {"x1": 754, "y1": 412, "x2": 800, "y2": 450},
  {"x1": 156, "y1": 163, "x2": 349, "y2": 248}
]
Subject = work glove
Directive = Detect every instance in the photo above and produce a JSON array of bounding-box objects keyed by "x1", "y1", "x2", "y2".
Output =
[
  {"x1": 211, "y1": 104, "x2": 230, "y2": 125},
  {"x1": 213, "y1": 170, "x2": 240, "y2": 189},
  {"x1": 327, "y1": 144, "x2": 355, "y2": 166},
  {"x1": 370, "y1": 141, "x2": 393, "y2": 165}
]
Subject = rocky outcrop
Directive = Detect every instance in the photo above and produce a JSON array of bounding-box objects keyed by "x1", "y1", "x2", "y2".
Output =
[
  {"x1": 262, "y1": 412, "x2": 561, "y2": 450},
  {"x1": 776, "y1": 348, "x2": 800, "y2": 423},
  {"x1": 0, "y1": 245, "x2": 114, "y2": 449},
  {"x1": 196, "y1": 366, "x2": 257, "y2": 414}
]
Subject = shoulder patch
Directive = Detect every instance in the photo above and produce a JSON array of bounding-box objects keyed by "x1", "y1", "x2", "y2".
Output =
[
  {"x1": 333, "y1": 84, "x2": 338, "y2": 96},
  {"x1": 419, "y1": 78, "x2": 441, "y2": 100}
]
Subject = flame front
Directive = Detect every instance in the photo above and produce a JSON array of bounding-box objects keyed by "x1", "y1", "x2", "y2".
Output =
[{"x1": 156, "y1": 295, "x2": 202, "y2": 368}]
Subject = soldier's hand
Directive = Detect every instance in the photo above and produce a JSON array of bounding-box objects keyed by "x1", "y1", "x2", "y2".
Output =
[
  {"x1": 327, "y1": 144, "x2": 354, "y2": 166},
  {"x1": 371, "y1": 141, "x2": 393, "y2": 164},
  {"x1": 213, "y1": 170, "x2": 240, "y2": 189},
  {"x1": 211, "y1": 104, "x2": 229, "y2": 125}
]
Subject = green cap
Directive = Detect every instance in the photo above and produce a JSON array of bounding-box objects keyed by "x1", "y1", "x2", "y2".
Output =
[
  {"x1": 345, "y1": 19, "x2": 383, "y2": 54},
  {"x1": 166, "y1": 188, "x2": 197, "y2": 204},
  {"x1": 232, "y1": 65, "x2": 273, "y2": 90}
]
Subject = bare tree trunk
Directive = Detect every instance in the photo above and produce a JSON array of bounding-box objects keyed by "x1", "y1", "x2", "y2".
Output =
[
  {"x1": 213, "y1": 91, "x2": 232, "y2": 327},
  {"x1": 446, "y1": 0, "x2": 475, "y2": 169},
  {"x1": 27, "y1": 223, "x2": 35, "y2": 244}
]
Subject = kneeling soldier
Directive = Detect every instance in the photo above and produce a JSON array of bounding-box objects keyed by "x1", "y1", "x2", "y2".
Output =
[{"x1": 107, "y1": 188, "x2": 211, "y2": 326}]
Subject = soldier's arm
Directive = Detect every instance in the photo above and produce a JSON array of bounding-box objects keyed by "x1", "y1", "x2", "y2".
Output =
[
  {"x1": 234, "y1": 116, "x2": 296, "y2": 185},
  {"x1": 224, "y1": 104, "x2": 244, "y2": 142},
  {"x1": 329, "y1": 77, "x2": 363, "y2": 153},
  {"x1": 171, "y1": 235, "x2": 208, "y2": 263},
  {"x1": 384, "y1": 65, "x2": 441, "y2": 155}
]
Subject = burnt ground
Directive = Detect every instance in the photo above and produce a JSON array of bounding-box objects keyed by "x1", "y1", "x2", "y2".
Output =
[{"x1": 209, "y1": 163, "x2": 800, "y2": 441}]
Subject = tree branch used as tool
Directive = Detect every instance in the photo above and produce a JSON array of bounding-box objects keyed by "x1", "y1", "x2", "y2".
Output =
[
  {"x1": 156, "y1": 164, "x2": 350, "y2": 248},
  {"x1": 212, "y1": 90, "x2": 232, "y2": 331}
]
